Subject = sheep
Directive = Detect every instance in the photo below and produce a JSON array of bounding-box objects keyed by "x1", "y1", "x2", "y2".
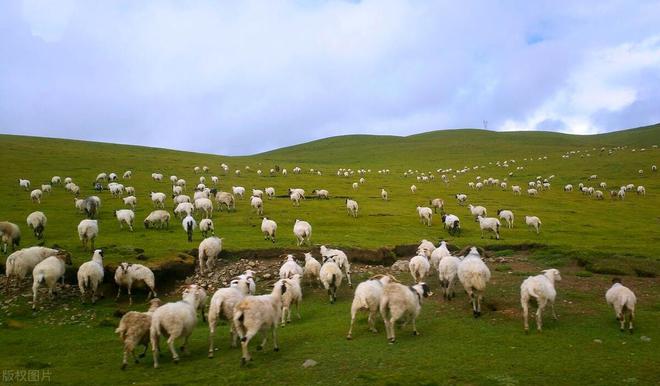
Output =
[
  {"x1": 381, "y1": 189, "x2": 389, "y2": 201},
  {"x1": 261, "y1": 217, "x2": 277, "y2": 243},
  {"x1": 252, "y1": 189, "x2": 264, "y2": 198},
  {"x1": 207, "y1": 278, "x2": 252, "y2": 357},
  {"x1": 30, "y1": 189, "x2": 42, "y2": 204},
  {"x1": 290, "y1": 191, "x2": 303, "y2": 206},
  {"x1": 319, "y1": 255, "x2": 343, "y2": 303},
  {"x1": 455, "y1": 193, "x2": 468, "y2": 205},
  {"x1": 232, "y1": 186, "x2": 245, "y2": 199},
  {"x1": 438, "y1": 254, "x2": 461, "y2": 300},
  {"x1": 151, "y1": 173, "x2": 163, "y2": 182},
  {"x1": 82, "y1": 196, "x2": 101, "y2": 219},
  {"x1": 182, "y1": 215, "x2": 197, "y2": 242},
  {"x1": 594, "y1": 190, "x2": 604, "y2": 200},
  {"x1": 497, "y1": 209, "x2": 514, "y2": 228},
  {"x1": 77, "y1": 219, "x2": 98, "y2": 250},
  {"x1": 96, "y1": 172, "x2": 108, "y2": 182},
  {"x1": 417, "y1": 239, "x2": 435, "y2": 258},
  {"x1": 430, "y1": 240, "x2": 451, "y2": 273},
  {"x1": 250, "y1": 196, "x2": 264, "y2": 215},
  {"x1": 280, "y1": 274, "x2": 303, "y2": 326},
  {"x1": 652, "y1": 165, "x2": 657, "y2": 172},
  {"x1": 605, "y1": 278, "x2": 637, "y2": 333},
  {"x1": 520, "y1": 269, "x2": 561, "y2": 333},
  {"x1": 198, "y1": 236, "x2": 223, "y2": 274},
  {"x1": 123, "y1": 195, "x2": 137, "y2": 209},
  {"x1": 265, "y1": 187, "x2": 275, "y2": 199},
  {"x1": 116, "y1": 298, "x2": 162, "y2": 369},
  {"x1": 174, "y1": 202, "x2": 194, "y2": 218},
  {"x1": 527, "y1": 188, "x2": 538, "y2": 196},
  {"x1": 352, "y1": 182, "x2": 359, "y2": 190},
  {"x1": 429, "y1": 198, "x2": 444, "y2": 213},
  {"x1": 637, "y1": 186, "x2": 646, "y2": 195},
  {"x1": 441, "y1": 214, "x2": 460, "y2": 236},
  {"x1": 64, "y1": 177, "x2": 72, "y2": 184},
  {"x1": 416, "y1": 206, "x2": 433, "y2": 226},
  {"x1": 293, "y1": 219, "x2": 312, "y2": 246},
  {"x1": 199, "y1": 218, "x2": 214, "y2": 237},
  {"x1": 150, "y1": 192, "x2": 166, "y2": 208},
  {"x1": 19, "y1": 178, "x2": 31, "y2": 191},
  {"x1": 346, "y1": 198, "x2": 359, "y2": 218},
  {"x1": 41, "y1": 184, "x2": 52, "y2": 194},
  {"x1": 233, "y1": 282, "x2": 287, "y2": 365},
  {"x1": 194, "y1": 197, "x2": 213, "y2": 218},
  {"x1": 172, "y1": 185, "x2": 183, "y2": 196},
  {"x1": 379, "y1": 282, "x2": 431, "y2": 343},
  {"x1": 26, "y1": 211, "x2": 47, "y2": 239},
  {"x1": 303, "y1": 252, "x2": 321, "y2": 286},
  {"x1": 150, "y1": 285, "x2": 205, "y2": 367},
  {"x1": 409, "y1": 254, "x2": 430, "y2": 283},
  {"x1": 77, "y1": 249, "x2": 105, "y2": 304},
  {"x1": 512, "y1": 185, "x2": 522, "y2": 195},
  {"x1": 477, "y1": 216, "x2": 501, "y2": 240},
  {"x1": 346, "y1": 274, "x2": 394, "y2": 339},
  {"x1": 215, "y1": 191, "x2": 235, "y2": 212},
  {"x1": 237, "y1": 270, "x2": 257, "y2": 295},
  {"x1": 320, "y1": 245, "x2": 352, "y2": 287},
  {"x1": 51, "y1": 176, "x2": 61, "y2": 185},
  {"x1": 4, "y1": 246, "x2": 63, "y2": 290},
  {"x1": 564, "y1": 184, "x2": 573, "y2": 192},
  {"x1": 617, "y1": 188, "x2": 626, "y2": 200},
  {"x1": 525, "y1": 216, "x2": 542, "y2": 234},
  {"x1": 410, "y1": 184, "x2": 417, "y2": 194},
  {"x1": 31, "y1": 252, "x2": 72, "y2": 310},
  {"x1": 114, "y1": 209, "x2": 135, "y2": 231},
  {"x1": 115, "y1": 262, "x2": 157, "y2": 305},
  {"x1": 457, "y1": 247, "x2": 491, "y2": 317},
  {"x1": 468, "y1": 204, "x2": 487, "y2": 220},
  {"x1": 143, "y1": 210, "x2": 170, "y2": 230},
  {"x1": 279, "y1": 255, "x2": 304, "y2": 279}
]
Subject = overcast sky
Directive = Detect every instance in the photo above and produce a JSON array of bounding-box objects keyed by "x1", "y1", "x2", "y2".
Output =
[{"x1": 1, "y1": 1, "x2": 659, "y2": 155}]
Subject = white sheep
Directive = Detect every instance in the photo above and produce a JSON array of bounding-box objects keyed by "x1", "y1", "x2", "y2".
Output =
[
  {"x1": 290, "y1": 191, "x2": 303, "y2": 206},
  {"x1": 320, "y1": 245, "x2": 352, "y2": 287},
  {"x1": 233, "y1": 282, "x2": 287, "y2": 365},
  {"x1": 564, "y1": 184, "x2": 573, "y2": 192},
  {"x1": 303, "y1": 252, "x2": 321, "y2": 286},
  {"x1": 605, "y1": 279, "x2": 637, "y2": 333},
  {"x1": 637, "y1": 186, "x2": 646, "y2": 195},
  {"x1": 497, "y1": 209, "x2": 514, "y2": 228},
  {"x1": 19, "y1": 178, "x2": 30, "y2": 191},
  {"x1": 174, "y1": 202, "x2": 194, "y2": 218},
  {"x1": 237, "y1": 270, "x2": 257, "y2": 295},
  {"x1": 477, "y1": 216, "x2": 501, "y2": 240},
  {"x1": 198, "y1": 236, "x2": 223, "y2": 274},
  {"x1": 265, "y1": 187, "x2": 275, "y2": 199},
  {"x1": 144, "y1": 210, "x2": 170, "y2": 229},
  {"x1": 250, "y1": 196, "x2": 264, "y2": 215},
  {"x1": 352, "y1": 182, "x2": 359, "y2": 190},
  {"x1": 280, "y1": 274, "x2": 303, "y2": 326},
  {"x1": 114, "y1": 262, "x2": 157, "y2": 305},
  {"x1": 429, "y1": 198, "x2": 444, "y2": 213},
  {"x1": 346, "y1": 198, "x2": 359, "y2": 218},
  {"x1": 31, "y1": 252, "x2": 72, "y2": 310},
  {"x1": 77, "y1": 249, "x2": 105, "y2": 304},
  {"x1": 279, "y1": 255, "x2": 303, "y2": 279},
  {"x1": 51, "y1": 176, "x2": 61, "y2": 185},
  {"x1": 150, "y1": 192, "x2": 166, "y2": 208},
  {"x1": 115, "y1": 298, "x2": 162, "y2": 369},
  {"x1": 416, "y1": 206, "x2": 433, "y2": 226},
  {"x1": 457, "y1": 247, "x2": 491, "y2": 317},
  {"x1": 41, "y1": 184, "x2": 52, "y2": 194},
  {"x1": 512, "y1": 185, "x2": 522, "y2": 195},
  {"x1": 527, "y1": 188, "x2": 538, "y2": 196},
  {"x1": 319, "y1": 255, "x2": 343, "y2": 303},
  {"x1": 417, "y1": 239, "x2": 435, "y2": 258},
  {"x1": 409, "y1": 254, "x2": 430, "y2": 283},
  {"x1": 525, "y1": 216, "x2": 542, "y2": 234},
  {"x1": 455, "y1": 193, "x2": 468, "y2": 205},
  {"x1": 26, "y1": 211, "x2": 47, "y2": 239},
  {"x1": 430, "y1": 240, "x2": 451, "y2": 273},
  {"x1": 232, "y1": 186, "x2": 245, "y2": 199},
  {"x1": 346, "y1": 274, "x2": 394, "y2": 339},
  {"x1": 150, "y1": 285, "x2": 205, "y2": 367},
  {"x1": 379, "y1": 282, "x2": 431, "y2": 343},
  {"x1": 77, "y1": 219, "x2": 98, "y2": 250},
  {"x1": 468, "y1": 204, "x2": 487, "y2": 220},
  {"x1": 4, "y1": 246, "x2": 62, "y2": 290},
  {"x1": 381, "y1": 189, "x2": 389, "y2": 201},
  {"x1": 441, "y1": 214, "x2": 461, "y2": 236},
  {"x1": 182, "y1": 215, "x2": 197, "y2": 242},
  {"x1": 521, "y1": 269, "x2": 561, "y2": 333},
  {"x1": 410, "y1": 184, "x2": 417, "y2": 194},
  {"x1": 199, "y1": 218, "x2": 214, "y2": 237},
  {"x1": 260, "y1": 217, "x2": 277, "y2": 243},
  {"x1": 194, "y1": 197, "x2": 214, "y2": 218},
  {"x1": 293, "y1": 219, "x2": 312, "y2": 246},
  {"x1": 30, "y1": 189, "x2": 42, "y2": 204},
  {"x1": 114, "y1": 209, "x2": 135, "y2": 232},
  {"x1": 438, "y1": 254, "x2": 461, "y2": 300},
  {"x1": 207, "y1": 278, "x2": 252, "y2": 357},
  {"x1": 123, "y1": 195, "x2": 137, "y2": 209}
]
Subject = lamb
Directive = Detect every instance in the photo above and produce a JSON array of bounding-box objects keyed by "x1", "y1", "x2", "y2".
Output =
[
  {"x1": 379, "y1": 282, "x2": 431, "y2": 343},
  {"x1": 637, "y1": 186, "x2": 646, "y2": 195},
  {"x1": 5, "y1": 246, "x2": 63, "y2": 290},
  {"x1": 265, "y1": 187, "x2": 275, "y2": 199},
  {"x1": 115, "y1": 298, "x2": 162, "y2": 369},
  {"x1": 123, "y1": 195, "x2": 137, "y2": 209},
  {"x1": 429, "y1": 198, "x2": 444, "y2": 213},
  {"x1": 319, "y1": 255, "x2": 343, "y2": 303},
  {"x1": 441, "y1": 214, "x2": 460, "y2": 236},
  {"x1": 417, "y1": 239, "x2": 435, "y2": 258},
  {"x1": 416, "y1": 206, "x2": 433, "y2": 226},
  {"x1": 409, "y1": 254, "x2": 431, "y2": 283},
  {"x1": 605, "y1": 278, "x2": 637, "y2": 333},
  {"x1": 30, "y1": 189, "x2": 42, "y2": 204},
  {"x1": 174, "y1": 202, "x2": 194, "y2": 218},
  {"x1": 123, "y1": 170, "x2": 132, "y2": 179},
  {"x1": 346, "y1": 198, "x2": 359, "y2": 218},
  {"x1": 77, "y1": 219, "x2": 98, "y2": 250},
  {"x1": 19, "y1": 178, "x2": 30, "y2": 191},
  {"x1": 527, "y1": 188, "x2": 538, "y2": 197},
  {"x1": 346, "y1": 274, "x2": 394, "y2": 339},
  {"x1": 250, "y1": 196, "x2": 264, "y2": 215},
  {"x1": 279, "y1": 255, "x2": 304, "y2": 279},
  {"x1": 497, "y1": 209, "x2": 514, "y2": 228},
  {"x1": 150, "y1": 192, "x2": 166, "y2": 208},
  {"x1": 468, "y1": 204, "x2": 487, "y2": 220},
  {"x1": 51, "y1": 176, "x2": 61, "y2": 185},
  {"x1": 150, "y1": 285, "x2": 205, "y2": 367},
  {"x1": 215, "y1": 191, "x2": 235, "y2": 212},
  {"x1": 77, "y1": 249, "x2": 105, "y2": 304},
  {"x1": 438, "y1": 254, "x2": 461, "y2": 300},
  {"x1": 198, "y1": 236, "x2": 223, "y2": 274},
  {"x1": 455, "y1": 193, "x2": 468, "y2": 205},
  {"x1": 199, "y1": 218, "x2": 214, "y2": 237},
  {"x1": 525, "y1": 216, "x2": 542, "y2": 234},
  {"x1": 320, "y1": 245, "x2": 352, "y2": 287},
  {"x1": 26, "y1": 211, "x2": 47, "y2": 239},
  {"x1": 303, "y1": 252, "x2": 321, "y2": 286},
  {"x1": 114, "y1": 262, "x2": 157, "y2": 305},
  {"x1": 232, "y1": 186, "x2": 245, "y2": 199},
  {"x1": 31, "y1": 252, "x2": 72, "y2": 310},
  {"x1": 381, "y1": 189, "x2": 389, "y2": 201},
  {"x1": 429, "y1": 240, "x2": 451, "y2": 273},
  {"x1": 512, "y1": 185, "x2": 522, "y2": 195},
  {"x1": 520, "y1": 269, "x2": 561, "y2": 333},
  {"x1": 280, "y1": 274, "x2": 303, "y2": 326},
  {"x1": 457, "y1": 247, "x2": 491, "y2": 317},
  {"x1": 182, "y1": 215, "x2": 197, "y2": 242},
  {"x1": 114, "y1": 209, "x2": 135, "y2": 231},
  {"x1": 261, "y1": 217, "x2": 277, "y2": 243},
  {"x1": 194, "y1": 197, "x2": 213, "y2": 218},
  {"x1": 293, "y1": 219, "x2": 312, "y2": 246},
  {"x1": 410, "y1": 184, "x2": 417, "y2": 194},
  {"x1": 41, "y1": 184, "x2": 52, "y2": 194},
  {"x1": 477, "y1": 216, "x2": 501, "y2": 240},
  {"x1": 207, "y1": 277, "x2": 252, "y2": 357},
  {"x1": 290, "y1": 191, "x2": 303, "y2": 206},
  {"x1": 83, "y1": 196, "x2": 101, "y2": 219},
  {"x1": 144, "y1": 210, "x2": 170, "y2": 229},
  {"x1": 233, "y1": 282, "x2": 287, "y2": 365}
]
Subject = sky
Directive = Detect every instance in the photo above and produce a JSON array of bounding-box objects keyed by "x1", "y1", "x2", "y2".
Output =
[{"x1": 1, "y1": 0, "x2": 659, "y2": 155}]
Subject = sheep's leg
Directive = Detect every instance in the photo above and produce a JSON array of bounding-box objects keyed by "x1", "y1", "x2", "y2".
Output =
[
  {"x1": 347, "y1": 303, "x2": 358, "y2": 339},
  {"x1": 628, "y1": 309, "x2": 634, "y2": 333},
  {"x1": 180, "y1": 334, "x2": 190, "y2": 355},
  {"x1": 257, "y1": 332, "x2": 268, "y2": 351},
  {"x1": 411, "y1": 317, "x2": 419, "y2": 336},
  {"x1": 32, "y1": 281, "x2": 39, "y2": 310},
  {"x1": 388, "y1": 317, "x2": 397, "y2": 343},
  {"x1": 522, "y1": 298, "x2": 530, "y2": 333},
  {"x1": 551, "y1": 300, "x2": 558, "y2": 320},
  {"x1": 536, "y1": 298, "x2": 547, "y2": 331},
  {"x1": 167, "y1": 335, "x2": 179, "y2": 363},
  {"x1": 127, "y1": 282, "x2": 133, "y2": 306},
  {"x1": 613, "y1": 304, "x2": 624, "y2": 331},
  {"x1": 121, "y1": 348, "x2": 130, "y2": 370},
  {"x1": 151, "y1": 333, "x2": 160, "y2": 368},
  {"x1": 230, "y1": 325, "x2": 239, "y2": 348},
  {"x1": 281, "y1": 306, "x2": 288, "y2": 326},
  {"x1": 271, "y1": 325, "x2": 279, "y2": 352},
  {"x1": 116, "y1": 286, "x2": 121, "y2": 300},
  {"x1": 208, "y1": 318, "x2": 217, "y2": 358},
  {"x1": 367, "y1": 310, "x2": 378, "y2": 333},
  {"x1": 296, "y1": 299, "x2": 301, "y2": 320}
]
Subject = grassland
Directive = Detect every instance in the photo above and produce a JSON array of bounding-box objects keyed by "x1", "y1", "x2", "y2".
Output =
[{"x1": 0, "y1": 126, "x2": 659, "y2": 385}]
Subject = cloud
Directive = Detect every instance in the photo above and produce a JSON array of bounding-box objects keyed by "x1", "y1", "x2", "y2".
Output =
[{"x1": 0, "y1": 0, "x2": 659, "y2": 154}]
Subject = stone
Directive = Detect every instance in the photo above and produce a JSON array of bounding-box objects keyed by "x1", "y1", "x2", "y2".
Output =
[{"x1": 302, "y1": 359, "x2": 317, "y2": 368}]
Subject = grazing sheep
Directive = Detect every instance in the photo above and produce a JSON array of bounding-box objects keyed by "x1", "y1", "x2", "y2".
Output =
[
  {"x1": 123, "y1": 196, "x2": 137, "y2": 209},
  {"x1": 521, "y1": 269, "x2": 561, "y2": 333},
  {"x1": 280, "y1": 274, "x2": 303, "y2": 326},
  {"x1": 637, "y1": 186, "x2": 646, "y2": 195},
  {"x1": 438, "y1": 254, "x2": 461, "y2": 300},
  {"x1": 605, "y1": 278, "x2": 637, "y2": 333},
  {"x1": 207, "y1": 278, "x2": 252, "y2": 357},
  {"x1": 182, "y1": 215, "x2": 197, "y2": 242},
  {"x1": 410, "y1": 184, "x2": 417, "y2": 194},
  {"x1": 527, "y1": 188, "x2": 538, "y2": 197},
  {"x1": 77, "y1": 219, "x2": 98, "y2": 250},
  {"x1": 457, "y1": 247, "x2": 491, "y2": 317},
  {"x1": 290, "y1": 191, "x2": 303, "y2": 206},
  {"x1": 293, "y1": 219, "x2": 312, "y2": 246},
  {"x1": 303, "y1": 252, "x2": 321, "y2": 286},
  {"x1": 417, "y1": 239, "x2": 435, "y2": 258},
  {"x1": 83, "y1": 196, "x2": 101, "y2": 219},
  {"x1": 430, "y1": 240, "x2": 451, "y2": 273},
  {"x1": 252, "y1": 189, "x2": 264, "y2": 198},
  {"x1": 261, "y1": 217, "x2": 277, "y2": 243},
  {"x1": 379, "y1": 282, "x2": 432, "y2": 343},
  {"x1": 199, "y1": 219, "x2": 214, "y2": 237},
  {"x1": 429, "y1": 198, "x2": 444, "y2": 213},
  {"x1": 594, "y1": 190, "x2": 604, "y2": 200},
  {"x1": 381, "y1": 189, "x2": 389, "y2": 201},
  {"x1": 144, "y1": 210, "x2": 170, "y2": 229},
  {"x1": 279, "y1": 255, "x2": 303, "y2": 279},
  {"x1": 4, "y1": 246, "x2": 63, "y2": 290},
  {"x1": 477, "y1": 216, "x2": 501, "y2": 240},
  {"x1": 77, "y1": 249, "x2": 105, "y2": 304},
  {"x1": 409, "y1": 254, "x2": 430, "y2": 283},
  {"x1": 319, "y1": 245, "x2": 352, "y2": 287},
  {"x1": 173, "y1": 194, "x2": 190, "y2": 205},
  {"x1": 31, "y1": 252, "x2": 72, "y2": 310},
  {"x1": 116, "y1": 298, "x2": 162, "y2": 369},
  {"x1": 346, "y1": 198, "x2": 359, "y2": 218},
  {"x1": 26, "y1": 211, "x2": 47, "y2": 239},
  {"x1": 115, "y1": 262, "x2": 157, "y2": 305},
  {"x1": 30, "y1": 189, "x2": 42, "y2": 204},
  {"x1": 441, "y1": 214, "x2": 460, "y2": 236},
  {"x1": 114, "y1": 209, "x2": 135, "y2": 232},
  {"x1": 352, "y1": 182, "x2": 359, "y2": 190},
  {"x1": 19, "y1": 178, "x2": 31, "y2": 191},
  {"x1": 512, "y1": 185, "x2": 522, "y2": 195},
  {"x1": 174, "y1": 202, "x2": 194, "y2": 218},
  {"x1": 416, "y1": 206, "x2": 433, "y2": 226},
  {"x1": 346, "y1": 274, "x2": 394, "y2": 339},
  {"x1": 215, "y1": 191, "x2": 235, "y2": 212},
  {"x1": 525, "y1": 216, "x2": 542, "y2": 234},
  {"x1": 51, "y1": 176, "x2": 61, "y2": 185},
  {"x1": 150, "y1": 285, "x2": 205, "y2": 367},
  {"x1": 198, "y1": 236, "x2": 223, "y2": 274},
  {"x1": 232, "y1": 186, "x2": 245, "y2": 199},
  {"x1": 265, "y1": 187, "x2": 275, "y2": 199},
  {"x1": 194, "y1": 197, "x2": 214, "y2": 218},
  {"x1": 250, "y1": 196, "x2": 264, "y2": 215},
  {"x1": 468, "y1": 204, "x2": 487, "y2": 220},
  {"x1": 455, "y1": 193, "x2": 468, "y2": 205},
  {"x1": 233, "y1": 282, "x2": 287, "y2": 365},
  {"x1": 319, "y1": 255, "x2": 343, "y2": 303},
  {"x1": 150, "y1": 192, "x2": 166, "y2": 208},
  {"x1": 41, "y1": 184, "x2": 52, "y2": 194},
  {"x1": 497, "y1": 209, "x2": 514, "y2": 228}
]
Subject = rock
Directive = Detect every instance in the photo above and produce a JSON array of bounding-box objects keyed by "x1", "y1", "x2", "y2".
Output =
[
  {"x1": 302, "y1": 359, "x2": 317, "y2": 368},
  {"x1": 263, "y1": 273, "x2": 272, "y2": 279},
  {"x1": 593, "y1": 339, "x2": 602, "y2": 344},
  {"x1": 640, "y1": 336, "x2": 651, "y2": 342},
  {"x1": 391, "y1": 260, "x2": 409, "y2": 272}
]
